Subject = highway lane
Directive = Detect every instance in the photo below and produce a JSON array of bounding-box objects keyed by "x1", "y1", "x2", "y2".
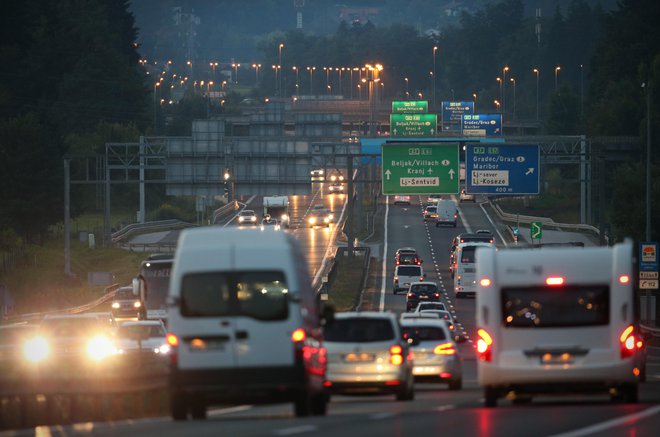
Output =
[{"x1": 11, "y1": 195, "x2": 660, "y2": 436}]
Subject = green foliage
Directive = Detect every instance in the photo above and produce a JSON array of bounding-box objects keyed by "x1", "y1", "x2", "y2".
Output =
[
  {"x1": 0, "y1": 228, "x2": 22, "y2": 251},
  {"x1": 150, "y1": 197, "x2": 196, "y2": 223},
  {"x1": 606, "y1": 162, "x2": 660, "y2": 242},
  {"x1": 546, "y1": 85, "x2": 582, "y2": 134}
]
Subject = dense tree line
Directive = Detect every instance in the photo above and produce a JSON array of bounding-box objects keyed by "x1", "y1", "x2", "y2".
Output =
[{"x1": 0, "y1": 0, "x2": 149, "y2": 246}]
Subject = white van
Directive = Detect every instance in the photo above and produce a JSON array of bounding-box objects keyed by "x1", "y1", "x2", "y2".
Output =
[
  {"x1": 453, "y1": 242, "x2": 493, "y2": 298},
  {"x1": 165, "y1": 228, "x2": 328, "y2": 420},
  {"x1": 475, "y1": 240, "x2": 639, "y2": 407},
  {"x1": 393, "y1": 264, "x2": 425, "y2": 294},
  {"x1": 434, "y1": 199, "x2": 458, "y2": 227}
]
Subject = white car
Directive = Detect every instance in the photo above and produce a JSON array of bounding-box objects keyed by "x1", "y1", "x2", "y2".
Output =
[
  {"x1": 310, "y1": 168, "x2": 325, "y2": 180},
  {"x1": 328, "y1": 183, "x2": 344, "y2": 193},
  {"x1": 115, "y1": 320, "x2": 168, "y2": 354},
  {"x1": 393, "y1": 195, "x2": 411, "y2": 205},
  {"x1": 400, "y1": 318, "x2": 462, "y2": 390},
  {"x1": 237, "y1": 209, "x2": 258, "y2": 225},
  {"x1": 414, "y1": 302, "x2": 447, "y2": 313}
]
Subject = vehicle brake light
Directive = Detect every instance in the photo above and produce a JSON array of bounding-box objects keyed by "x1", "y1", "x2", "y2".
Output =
[
  {"x1": 394, "y1": 276, "x2": 398, "y2": 282},
  {"x1": 420, "y1": 277, "x2": 424, "y2": 282},
  {"x1": 433, "y1": 343, "x2": 456, "y2": 355},
  {"x1": 390, "y1": 344, "x2": 404, "y2": 365},
  {"x1": 454, "y1": 214, "x2": 458, "y2": 219},
  {"x1": 476, "y1": 328, "x2": 493, "y2": 362},
  {"x1": 480, "y1": 278, "x2": 492, "y2": 287},
  {"x1": 166, "y1": 333, "x2": 179, "y2": 347},
  {"x1": 545, "y1": 276, "x2": 564, "y2": 286},
  {"x1": 291, "y1": 328, "x2": 306, "y2": 342},
  {"x1": 619, "y1": 325, "x2": 635, "y2": 359},
  {"x1": 407, "y1": 292, "x2": 414, "y2": 298},
  {"x1": 434, "y1": 293, "x2": 440, "y2": 298},
  {"x1": 618, "y1": 275, "x2": 630, "y2": 284}
]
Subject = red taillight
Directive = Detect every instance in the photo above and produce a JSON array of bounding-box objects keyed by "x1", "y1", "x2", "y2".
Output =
[
  {"x1": 420, "y1": 277, "x2": 424, "y2": 282},
  {"x1": 394, "y1": 276, "x2": 399, "y2": 282},
  {"x1": 433, "y1": 342, "x2": 456, "y2": 355},
  {"x1": 454, "y1": 214, "x2": 458, "y2": 218},
  {"x1": 323, "y1": 381, "x2": 333, "y2": 387},
  {"x1": 407, "y1": 292, "x2": 414, "y2": 298},
  {"x1": 546, "y1": 276, "x2": 564, "y2": 286},
  {"x1": 166, "y1": 333, "x2": 179, "y2": 365},
  {"x1": 477, "y1": 328, "x2": 493, "y2": 362},
  {"x1": 396, "y1": 260, "x2": 400, "y2": 265},
  {"x1": 292, "y1": 328, "x2": 306, "y2": 342},
  {"x1": 620, "y1": 325, "x2": 635, "y2": 359},
  {"x1": 390, "y1": 344, "x2": 404, "y2": 365},
  {"x1": 434, "y1": 293, "x2": 440, "y2": 298},
  {"x1": 384, "y1": 380, "x2": 401, "y2": 386}
]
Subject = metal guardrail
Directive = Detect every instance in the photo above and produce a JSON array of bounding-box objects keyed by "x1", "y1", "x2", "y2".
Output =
[
  {"x1": 490, "y1": 199, "x2": 601, "y2": 235},
  {"x1": 213, "y1": 200, "x2": 240, "y2": 224},
  {"x1": 111, "y1": 219, "x2": 196, "y2": 243}
]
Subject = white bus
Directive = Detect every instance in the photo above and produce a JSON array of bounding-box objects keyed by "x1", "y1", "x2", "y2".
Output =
[{"x1": 475, "y1": 240, "x2": 640, "y2": 407}]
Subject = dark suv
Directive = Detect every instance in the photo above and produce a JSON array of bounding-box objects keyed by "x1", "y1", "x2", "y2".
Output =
[
  {"x1": 406, "y1": 282, "x2": 441, "y2": 312},
  {"x1": 395, "y1": 247, "x2": 422, "y2": 266}
]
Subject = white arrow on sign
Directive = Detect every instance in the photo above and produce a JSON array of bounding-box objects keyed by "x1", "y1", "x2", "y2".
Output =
[
  {"x1": 427, "y1": 167, "x2": 433, "y2": 174},
  {"x1": 385, "y1": 169, "x2": 392, "y2": 180},
  {"x1": 448, "y1": 168, "x2": 455, "y2": 180},
  {"x1": 525, "y1": 168, "x2": 535, "y2": 175}
]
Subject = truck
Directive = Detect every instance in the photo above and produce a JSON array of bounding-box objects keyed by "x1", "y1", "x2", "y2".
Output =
[
  {"x1": 132, "y1": 253, "x2": 173, "y2": 321},
  {"x1": 263, "y1": 195, "x2": 290, "y2": 228}
]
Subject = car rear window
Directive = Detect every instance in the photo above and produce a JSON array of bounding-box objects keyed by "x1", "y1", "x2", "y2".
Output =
[
  {"x1": 114, "y1": 289, "x2": 135, "y2": 299},
  {"x1": 324, "y1": 318, "x2": 395, "y2": 343},
  {"x1": 402, "y1": 326, "x2": 447, "y2": 341},
  {"x1": 501, "y1": 286, "x2": 609, "y2": 327},
  {"x1": 399, "y1": 254, "x2": 417, "y2": 263},
  {"x1": 425, "y1": 207, "x2": 437, "y2": 213},
  {"x1": 181, "y1": 271, "x2": 289, "y2": 320},
  {"x1": 410, "y1": 284, "x2": 438, "y2": 293},
  {"x1": 397, "y1": 266, "x2": 422, "y2": 276},
  {"x1": 417, "y1": 302, "x2": 446, "y2": 311}
]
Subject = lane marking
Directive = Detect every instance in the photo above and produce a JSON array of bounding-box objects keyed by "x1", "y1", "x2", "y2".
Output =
[
  {"x1": 370, "y1": 412, "x2": 396, "y2": 420},
  {"x1": 380, "y1": 196, "x2": 390, "y2": 312},
  {"x1": 436, "y1": 404, "x2": 455, "y2": 412},
  {"x1": 208, "y1": 405, "x2": 253, "y2": 416},
  {"x1": 547, "y1": 405, "x2": 660, "y2": 437},
  {"x1": 274, "y1": 425, "x2": 318, "y2": 436},
  {"x1": 479, "y1": 202, "x2": 508, "y2": 247}
]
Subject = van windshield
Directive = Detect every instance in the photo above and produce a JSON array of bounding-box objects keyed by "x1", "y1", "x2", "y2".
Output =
[
  {"x1": 501, "y1": 286, "x2": 609, "y2": 327},
  {"x1": 181, "y1": 271, "x2": 289, "y2": 320},
  {"x1": 324, "y1": 318, "x2": 395, "y2": 343},
  {"x1": 460, "y1": 246, "x2": 478, "y2": 263}
]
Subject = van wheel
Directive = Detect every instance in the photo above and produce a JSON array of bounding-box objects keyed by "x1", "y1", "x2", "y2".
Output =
[
  {"x1": 310, "y1": 393, "x2": 328, "y2": 416},
  {"x1": 294, "y1": 392, "x2": 312, "y2": 417},
  {"x1": 396, "y1": 379, "x2": 414, "y2": 401},
  {"x1": 448, "y1": 378, "x2": 462, "y2": 391},
  {"x1": 612, "y1": 384, "x2": 638, "y2": 404},
  {"x1": 484, "y1": 387, "x2": 498, "y2": 408},
  {"x1": 190, "y1": 399, "x2": 207, "y2": 420},
  {"x1": 170, "y1": 392, "x2": 188, "y2": 421}
]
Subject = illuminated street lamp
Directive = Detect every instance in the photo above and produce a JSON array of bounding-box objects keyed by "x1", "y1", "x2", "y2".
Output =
[
  {"x1": 278, "y1": 43, "x2": 284, "y2": 96},
  {"x1": 472, "y1": 92, "x2": 477, "y2": 110},
  {"x1": 327, "y1": 84, "x2": 331, "y2": 95},
  {"x1": 404, "y1": 77, "x2": 410, "y2": 100},
  {"x1": 209, "y1": 62, "x2": 218, "y2": 79},
  {"x1": 433, "y1": 46, "x2": 438, "y2": 107},
  {"x1": 502, "y1": 66, "x2": 509, "y2": 116},
  {"x1": 307, "y1": 66, "x2": 316, "y2": 95},
  {"x1": 496, "y1": 77, "x2": 503, "y2": 107},
  {"x1": 418, "y1": 92, "x2": 423, "y2": 99},
  {"x1": 252, "y1": 63, "x2": 261, "y2": 82},
  {"x1": 510, "y1": 77, "x2": 516, "y2": 120},
  {"x1": 323, "y1": 67, "x2": 331, "y2": 91},
  {"x1": 292, "y1": 66, "x2": 299, "y2": 96},
  {"x1": 494, "y1": 99, "x2": 500, "y2": 112},
  {"x1": 153, "y1": 82, "x2": 161, "y2": 133},
  {"x1": 357, "y1": 83, "x2": 362, "y2": 100},
  {"x1": 533, "y1": 68, "x2": 540, "y2": 120},
  {"x1": 221, "y1": 80, "x2": 227, "y2": 91},
  {"x1": 231, "y1": 63, "x2": 241, "y2": 84},
  {"x1": 554, "y1": 65, "x2": 561, "y2": 92}
]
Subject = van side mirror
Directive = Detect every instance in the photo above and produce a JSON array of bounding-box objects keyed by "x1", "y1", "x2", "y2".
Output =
[{"x1": 321, "y1": 304, "x2": 335, "y2": 327}]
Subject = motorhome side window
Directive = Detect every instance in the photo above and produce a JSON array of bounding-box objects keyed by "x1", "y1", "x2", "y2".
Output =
[
  {"x1": 181, "y1": 271, "x2": 289, "y2": 320},
  {"x1": 501, "y1": 286, "x2": 610, "y2": 328},
  {"x1": 461, "y1": 247, "x2": 477, "y2": 263}
]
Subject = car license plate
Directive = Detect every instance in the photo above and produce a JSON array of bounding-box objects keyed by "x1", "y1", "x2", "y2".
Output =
[{"x1": 344, "y1": 353, "x2": 374, "y2": 363}]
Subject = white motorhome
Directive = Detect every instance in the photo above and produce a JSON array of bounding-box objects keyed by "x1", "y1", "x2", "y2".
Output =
[
  {"x1": 453, "y1": 242, "x2": 493, "y2": 297},
  {"x1": 165, "y1": 228, "x2": 328, "y2": 420},
  {"x1": 263, "y1": 195, "x2": 290, "y2": 228},
  {"x1": 475, "y1": 240, "x2": 640, "y2": 407}
]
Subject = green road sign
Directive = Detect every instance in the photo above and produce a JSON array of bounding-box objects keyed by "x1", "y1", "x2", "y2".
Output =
[
  {"x1": 531, "y1": 221, "x2": 543, "y2": 239},
  {"x1": 390, "y1": 114, "x2": 437, "y2": 137},
  {"x1": 382, "y1": 143, "x2": 459, "y2": 195},
  {"x1": 392, "y1": 100, "x2": 428, "y2": 114}
]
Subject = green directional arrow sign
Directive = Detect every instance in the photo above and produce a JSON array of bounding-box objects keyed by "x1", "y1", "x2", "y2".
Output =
[
  {"x1": 531, "y1": 221, "x2": 543, "y2": 239},
  {"x1": 382, "y1": 143, "x2": 459, "y2": 195},
  {"x1": 392, "y1": 100, "x2": 428, "y2": 114},
  {"x1": 390, "y1": 114, "x2": 437, "y2": 137}
]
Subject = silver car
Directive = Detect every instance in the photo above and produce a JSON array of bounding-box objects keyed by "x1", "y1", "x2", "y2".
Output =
[
  {"x1": 400, "y1": 318, "x2": 462, "y2": 390},
  {"x1": 324, "y1": 312, "x2": 414, "y2": 401},
  {"x1": 114, "y1": 320, "x2": 168, "y2": 355}
]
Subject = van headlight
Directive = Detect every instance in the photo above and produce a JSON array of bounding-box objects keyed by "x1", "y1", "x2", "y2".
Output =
[
  {"x1": 281, "y1": 214, "x2": 288, "y2": 221},
  {"x1": 23, "y1": 336, "x2": 49, "y2": 364},
  {"x1": 309, "y1": 217, "x2": 317, "y2": 224},
  {"x1": 238, "y1": 216, "x2": 245, "y2": 222},
  {"x1": 111, "y1": 302, "x2": 120, "y2": 309},
  {"x1": 133, "y1": 301, "x2": 142, "y2": 308},
  {"x1": 87, "y1": 335, "x2": 116, "y2": 362}
]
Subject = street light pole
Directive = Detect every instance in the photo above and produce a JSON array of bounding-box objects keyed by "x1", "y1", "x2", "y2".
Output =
[
  {"x1": 472, "y1": 93, "x2": 477, "y2": 111},
  {"x1": 510, "y1": 77, "x2": 516, "y2": 120},
  {"x1": 433, "y1": 46, "x2": 438, "y2": 108},
  {"x1": 252, "y1": 63, "x2": 261, "y2": 83},
  {"x1": 292, "y1": 66, "x2": 299, "y2": 96},
  {"x1": 502, "y1": 66, "x2": 509, "y2": 118},
  {"x1": 554, "y1": 65, "x2": 561, "y2": 92},
  {"x1": 533, "y1": 68, "x2": 540, "y2": 120},
  {"x1": 278, "y1": 43, "x2": 284, "y2": 97},
  {"x1": 153, "y1": 82, "x2": 160, "y2": 134},
  {"x1": 404, "y1": 77, "x2": 409, "y2": 100},
  {"x1": 307, "y1": 66, "x2": 315, "y2": 95}
]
